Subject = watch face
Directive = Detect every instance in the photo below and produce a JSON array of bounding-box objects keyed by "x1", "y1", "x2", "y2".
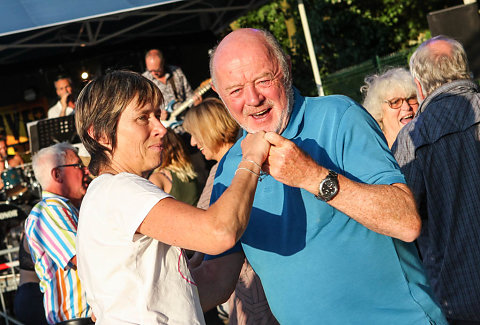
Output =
[
  {"x1": 316, "y1": 170, "x2": 339, "y2": 201},
  {"x1": 321, "y1": 179, "x2": 337, "y2": 197}
]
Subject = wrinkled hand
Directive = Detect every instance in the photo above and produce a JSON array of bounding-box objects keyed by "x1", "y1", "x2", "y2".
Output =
[
  {"x1": 263, "y1": 132, "x2": 321, "y2": 188},
  {"x1": 241, "y1": 131, "x2": 270, "y2": 166}
]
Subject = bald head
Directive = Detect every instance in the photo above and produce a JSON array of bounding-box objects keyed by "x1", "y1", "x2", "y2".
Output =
[
  {"x1": 409, "y1": 35, "x2": 470, "y2": 97},
  {"x1": 210, "y1": 29, "x2": 291, "y2": 90},
  {"x1": 428, "y1": 39, "x2": 453, "y2": 57},
  {"x1": 145, "y1": 49, "x2": 163, "y2": 60},
  {"x1": 145, "y1": 49, "x2": 165, "y2": 79}
]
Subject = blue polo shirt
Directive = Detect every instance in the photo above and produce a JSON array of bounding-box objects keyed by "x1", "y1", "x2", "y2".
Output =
[{"x1": 210, "y1": 89, "x2": 447, "y2": 324}]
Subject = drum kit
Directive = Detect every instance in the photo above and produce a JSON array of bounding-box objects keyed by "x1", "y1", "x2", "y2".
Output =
[
  {"x1": 0, "y1": 164, "x2": 40, "y2": 320},
  {"x1": 0, "y1": 163, "x2": 41, "y2": 207},
  {"x1": 0, "y1": 163, "x2": 41, "y2": 260}
]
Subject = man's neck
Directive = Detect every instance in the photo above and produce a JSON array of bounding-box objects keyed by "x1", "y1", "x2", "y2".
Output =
[{"x1": 44, "y1": 188, "x2": 81, "y2": 209}]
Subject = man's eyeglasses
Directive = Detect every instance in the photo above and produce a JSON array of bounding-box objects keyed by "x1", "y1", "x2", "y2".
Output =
[
  {"x1": 384, "y1": 97, "x2": 419, "y2": 109},
  {"x1": 56, "y1": 163, "x2": 85, "y2": 170}
]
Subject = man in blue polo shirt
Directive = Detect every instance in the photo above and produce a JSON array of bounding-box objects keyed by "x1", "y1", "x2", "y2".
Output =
[{"x1": 191, "y1": 28, "x2": 447, "y2": 324}]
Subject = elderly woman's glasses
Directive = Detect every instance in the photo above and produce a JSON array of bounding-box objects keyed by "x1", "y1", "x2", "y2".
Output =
[{"x1": 384, "y1": 97, "x2": 419, "y2": 109}]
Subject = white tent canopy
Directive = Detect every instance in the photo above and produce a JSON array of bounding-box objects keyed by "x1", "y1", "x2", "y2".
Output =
[
  {"x1": 0, "y1": 0, "x2": 183, "y2": 37},
  {"x1": 0, "y1": 0, "x2": 269, "y2": 65}
]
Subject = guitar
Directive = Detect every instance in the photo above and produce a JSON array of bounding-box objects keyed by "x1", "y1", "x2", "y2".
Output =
[{"x1": 162, "y1": 78, "x2": 212, "y2": 128}]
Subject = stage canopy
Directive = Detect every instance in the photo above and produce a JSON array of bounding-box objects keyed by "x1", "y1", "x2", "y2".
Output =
[{"x1": 0, "y1": 0, "x2": 270, "y2": 65}]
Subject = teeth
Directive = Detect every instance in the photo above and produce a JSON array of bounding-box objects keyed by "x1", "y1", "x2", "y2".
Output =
[{"x1": 253, "y1": 109, "x2": 268, "y2": 116}]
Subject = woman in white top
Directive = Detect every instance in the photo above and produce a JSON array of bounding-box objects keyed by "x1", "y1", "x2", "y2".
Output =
[{"x1": 74, "y1": 70, "x2": 270, "y2": 325}]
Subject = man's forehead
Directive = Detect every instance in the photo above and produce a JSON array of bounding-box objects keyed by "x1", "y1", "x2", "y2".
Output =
[
  {"x1": 215, "y1": 45, "x2": 276, "y2": 78},
  {"x1": 55, "y1": 79, "x2": 70, "y2": 87}
]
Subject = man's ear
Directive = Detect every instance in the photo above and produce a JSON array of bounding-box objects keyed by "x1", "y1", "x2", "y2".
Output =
[
  {"x1": 51, "y1": 167, "x2": 63, "y2": 183},
  {"x1": 87, "y1": 125, "x2": 112, "y2": 150},
  {"x1": 414, "y1": 78, "x2": 426, "y2": 101}
]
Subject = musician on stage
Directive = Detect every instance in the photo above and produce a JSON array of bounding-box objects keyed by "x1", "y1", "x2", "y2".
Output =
[
  {"x1": 143, "y1": 48, "x2": 210, "y2": 188},
  {"x1": 48, "y1": 75, "x2": 76, "y2": 119},
  {"x1": 142, "y1": 49, "x2": 202, "y2": 121}
]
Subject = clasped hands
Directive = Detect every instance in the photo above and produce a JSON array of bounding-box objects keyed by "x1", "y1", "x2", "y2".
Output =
[{"x1": 242, "y1": 132, "x2": 322, "y2": 190}]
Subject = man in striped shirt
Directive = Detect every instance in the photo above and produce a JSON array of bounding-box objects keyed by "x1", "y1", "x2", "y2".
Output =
[{"x1": 25, "y1": 143, "x2": 92, "y2": 325}]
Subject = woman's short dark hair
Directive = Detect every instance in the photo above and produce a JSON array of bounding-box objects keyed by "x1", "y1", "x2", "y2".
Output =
[{"x1": 75, "y1": 70, "x2": 163, "y2": 175}]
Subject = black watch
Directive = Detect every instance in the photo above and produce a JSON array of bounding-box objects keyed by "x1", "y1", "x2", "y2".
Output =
[{"x1": 315, "y1": 170, "x2": 339, "y2": 202}]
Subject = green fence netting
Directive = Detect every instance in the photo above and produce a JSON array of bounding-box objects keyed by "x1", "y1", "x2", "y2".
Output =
[{"x1": 322, "y1": 49, "x2": 412, "y2": 103}]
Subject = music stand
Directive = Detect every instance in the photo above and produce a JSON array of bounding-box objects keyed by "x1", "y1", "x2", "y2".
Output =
[{"x1": 27, "y1": 115, "x2": 79, "y2": 154}]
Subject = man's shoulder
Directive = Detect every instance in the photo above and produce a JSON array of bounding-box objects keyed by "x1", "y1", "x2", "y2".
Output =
[
  {"x1": 396, "y1": 83, "x2": 480, "y2": 152},
  {"x1": 301, "y1": 94, "x2": 377, "y2": 138},
  {"x1": 167, "y1": 64, "x2": 181, "y2": 72},
  {"x1": 32, "y1": 193, "x2": 73, "y2": 214},
  {"x1": 168, "y1": 65, "x2": 187, "y2": 78},
  {"x1": 47, "y1": 101, "x2": 62, "y2": 118},
  {"x1": 48, "y1": 100, "x2": 61, "y2": 111},
  {"x1": 303, "y1": 94, "x2": 366, "y2": 119},
  {"x1": 26, "y1": 195, "x2": 73, "y2": 229}
]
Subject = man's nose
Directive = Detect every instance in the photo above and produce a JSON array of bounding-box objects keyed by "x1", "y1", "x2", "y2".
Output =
[{"x1": 244, "y1": 84, "x2": 264, "y2": 106}]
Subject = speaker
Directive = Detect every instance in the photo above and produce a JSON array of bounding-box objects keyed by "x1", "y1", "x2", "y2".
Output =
[{"x1": 427, "y1": 2, "x2": 480, "y2": 79}]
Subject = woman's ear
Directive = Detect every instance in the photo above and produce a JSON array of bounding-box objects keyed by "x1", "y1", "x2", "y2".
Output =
[{"x1": 88, "y1": 125, "x2": 112, "y2": 150}]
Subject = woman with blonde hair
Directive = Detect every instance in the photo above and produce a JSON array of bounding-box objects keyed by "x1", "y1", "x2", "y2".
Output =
[
  {"x1": 149, "y1": 128, "x2": 199, "y2": 205},
  {"x1": 183, "y1": 97, "x2": 239, "y2": 208},
  {"x1": 361, "y1": 67, "x2": 419, "y2": 148}
]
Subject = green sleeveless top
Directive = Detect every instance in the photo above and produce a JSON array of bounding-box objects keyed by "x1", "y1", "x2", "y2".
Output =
[{"x1": 169, "y1": 171, "x2": 200, "y2": 206}]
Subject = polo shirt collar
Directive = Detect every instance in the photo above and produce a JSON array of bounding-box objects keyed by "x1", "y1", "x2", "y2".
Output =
[
  {"x1": 280, "y1": 87, "x2": 305, "y2": 140},
  {"x1": 41, "y1": 190, "x2": 70, "y2": 204}
]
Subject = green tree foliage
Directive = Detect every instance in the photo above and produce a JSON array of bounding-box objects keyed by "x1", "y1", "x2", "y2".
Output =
[{"x1": 233, "y1": 0, "x2": 462, "y2": 95}]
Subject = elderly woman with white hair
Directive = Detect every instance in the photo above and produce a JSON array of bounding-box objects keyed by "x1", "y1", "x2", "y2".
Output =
[{"x1": 361, "y1": 67, "x2": 419, "y2": 148}]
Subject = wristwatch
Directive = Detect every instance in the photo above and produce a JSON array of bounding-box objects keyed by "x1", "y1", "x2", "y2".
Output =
[{"x1": 315, "y1": 170, "x2": 339, "y2": 202}]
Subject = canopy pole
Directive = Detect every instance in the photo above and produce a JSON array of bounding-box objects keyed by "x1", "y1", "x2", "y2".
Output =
[{"x1": 297, "y1": 0, "x2": 324, "y2": 96}]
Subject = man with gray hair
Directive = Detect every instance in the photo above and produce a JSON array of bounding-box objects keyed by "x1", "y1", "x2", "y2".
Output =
[
  {"x1": 24, "y1": 143, "x2": 92, "y2": 324},
  {"x1": 393, "y1": 36, "x2": 480, "y2": 324}
]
